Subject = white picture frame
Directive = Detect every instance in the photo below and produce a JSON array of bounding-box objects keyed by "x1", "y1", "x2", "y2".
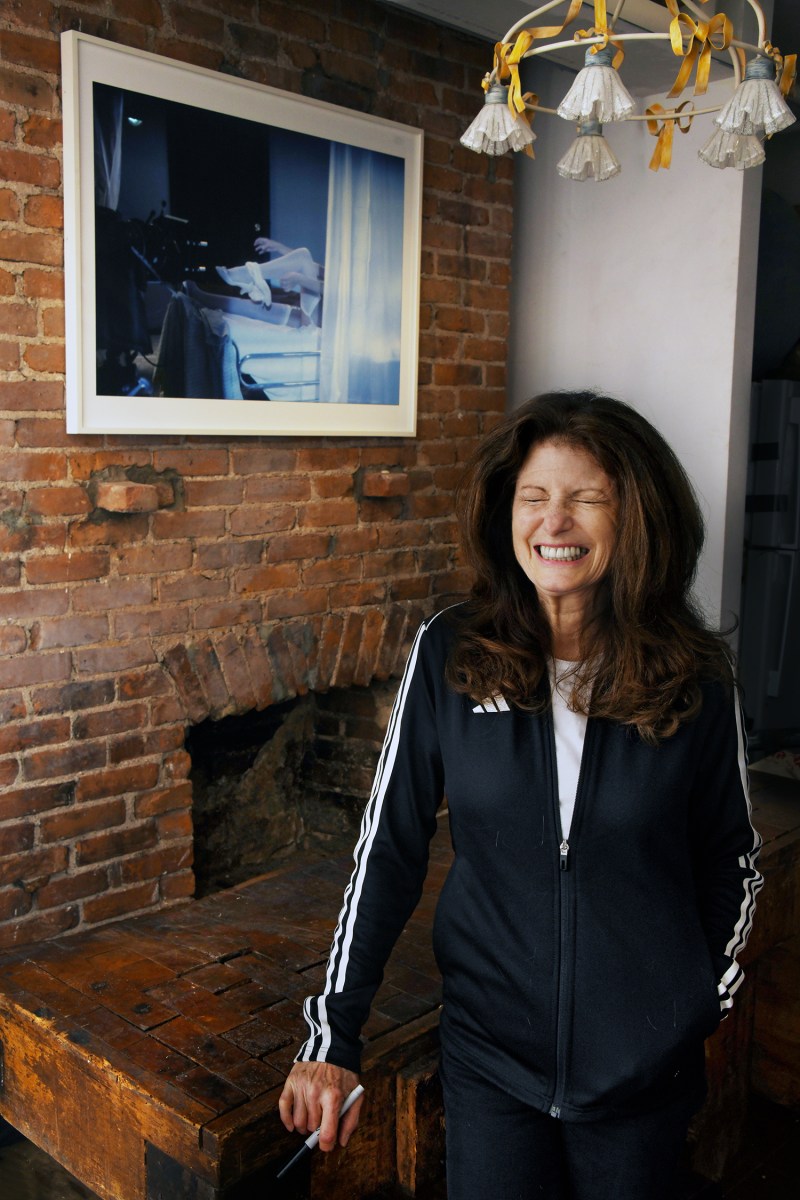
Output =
[{"x1": 61, "y1": 31, "x2": 423, "y2": 437}]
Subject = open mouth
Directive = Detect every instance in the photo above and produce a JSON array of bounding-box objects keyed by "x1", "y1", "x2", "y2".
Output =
[{"x1": 536, "y1": 545, "x2": 589, "y2": 562}]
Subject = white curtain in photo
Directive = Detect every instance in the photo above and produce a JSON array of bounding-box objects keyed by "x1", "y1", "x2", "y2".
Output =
[
  {"x1": 319, "y1": 143, "x2": 404, "y2": 405},
  {"x1": 94, "y1": 88, "x2": 124, "y2": 210}
]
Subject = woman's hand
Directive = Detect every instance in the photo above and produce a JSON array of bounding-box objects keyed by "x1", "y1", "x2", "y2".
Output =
[{"x1": 279, "y1": 1061, "x2": 363, "y2": 1152}]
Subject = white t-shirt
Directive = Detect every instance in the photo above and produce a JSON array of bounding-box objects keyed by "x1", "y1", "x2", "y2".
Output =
[{"x1": 549, "y1": 659, "x2": 588, "y2": 840}]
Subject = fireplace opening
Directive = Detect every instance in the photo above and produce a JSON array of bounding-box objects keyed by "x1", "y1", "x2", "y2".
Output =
[{"x1": 186, "y1": 682, "x2": 397, "y2": 898}]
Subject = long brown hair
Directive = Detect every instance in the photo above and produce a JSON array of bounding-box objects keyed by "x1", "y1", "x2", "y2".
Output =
[{"x1": 446, "y1": 391, "x2": 732, "y2": 742}]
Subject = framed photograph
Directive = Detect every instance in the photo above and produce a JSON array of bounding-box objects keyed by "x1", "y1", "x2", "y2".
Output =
[{"x1": 61, "y1": 31, "x2": 423, "y2": 437}]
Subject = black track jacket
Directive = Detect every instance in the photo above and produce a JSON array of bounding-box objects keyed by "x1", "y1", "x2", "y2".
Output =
[{"x1": 297, "y1": 610, "x2": 763, "y2": 1121}]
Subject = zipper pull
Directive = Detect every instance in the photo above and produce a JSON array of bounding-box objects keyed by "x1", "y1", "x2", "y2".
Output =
[{"x1": 559, "y1": 840, "x2": 569, "y2": 871}]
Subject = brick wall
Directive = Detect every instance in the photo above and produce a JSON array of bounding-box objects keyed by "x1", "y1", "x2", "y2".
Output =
[{"x1": 0, "y1": 0, "x2": 512, "y2": 948}]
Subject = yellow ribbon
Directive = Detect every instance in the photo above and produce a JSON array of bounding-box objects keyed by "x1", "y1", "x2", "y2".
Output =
[
  {"x1": 762, "y1": 42, "x2": 798, "y2": 98},
  {"x1": 486, "y1": 0, "x2": 585, "y2": 116},
  {"x1": 646, "y1": 101, "x2": 694, "y2": 171},
  {"x1": 574, "y1": 0, "x2": 625, "y2": 68},
  {"x1": 664, "y1": 0, "x2": 732, "y2": 98}
]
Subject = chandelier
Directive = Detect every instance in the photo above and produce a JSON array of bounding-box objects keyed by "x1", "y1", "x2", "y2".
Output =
[{"x1": 460, "y1": 0, "x2": 797, "y2": 179}]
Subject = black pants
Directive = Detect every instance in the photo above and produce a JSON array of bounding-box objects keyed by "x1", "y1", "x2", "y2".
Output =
[{"x1": 440, "y1": 1051, "x2": 699, "y2": 1200}]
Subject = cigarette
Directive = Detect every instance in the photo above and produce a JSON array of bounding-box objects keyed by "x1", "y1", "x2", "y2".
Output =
[{"x1": 275, "y1": 1084, "x2": 365, "y2": 1180}]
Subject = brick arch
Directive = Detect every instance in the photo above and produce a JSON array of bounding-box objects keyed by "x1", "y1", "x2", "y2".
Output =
[{"x1": 159, "y1": 604, "x2": 426, "y2": 725}]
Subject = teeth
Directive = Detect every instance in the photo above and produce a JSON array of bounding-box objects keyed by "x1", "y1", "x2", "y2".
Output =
[{"x1": 538, "y1": 545, "x2": 588, "y2": 561}]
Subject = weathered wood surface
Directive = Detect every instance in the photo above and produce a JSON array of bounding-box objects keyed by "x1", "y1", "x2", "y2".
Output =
[
  {"x1": 0, "y1": 817, "x2": 453, "y2": 1199},
  {"x1": 689, "y1": 773, "x2": 800, "y2": 1181},
  {"x1": 0, "y1": 777, "x2": 798, "y2": 1198}
]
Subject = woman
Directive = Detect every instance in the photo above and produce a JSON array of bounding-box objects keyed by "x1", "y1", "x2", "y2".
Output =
[{"x1": 279, "y1": 392, "x2": 763, "y2": 1199}]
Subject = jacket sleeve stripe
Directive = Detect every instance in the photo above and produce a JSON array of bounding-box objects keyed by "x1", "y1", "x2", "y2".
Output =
[
  {"x1": 723, "y1": 693, "x2": 764, "y2": 964},
  {"x1": 298, "y1": 613, "x2": 438, "y2": 1061}
]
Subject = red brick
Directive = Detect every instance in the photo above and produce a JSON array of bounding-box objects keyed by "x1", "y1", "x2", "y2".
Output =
[
  {"x1": 74, "y1": 704, "x2": 146, "y2": 741},
  {"x1": 116, "y1": 543, "x2": 193, "y2": 575},
  {"x1": 0, "y1": 561, "x2": 21, "y2": 588},
  {"x1": 151, "y1": 510, "x2": 226, "y2": 539},
  {"x1": 231, "y1": 448, "x2": 297, "y2": 474},
  {"x1": 30, "y1": 614, "x2": 108, "y2": 650},
  {"x1": 22, "y1": 114, "x2": 62, "y2": 151},
  {"x1": 74, "y1": 640, "x2": 156, "y2": 676},
  {"x1": 72, "y1": 579, "x2": 153, "y2": 612},
  {"x1": 0, "y1": 30, "x2": 61, "y2": 72},
  {"x1": 23, "y1": 192, "x2": 63, "y2": 229},
  {"x1": 244, "y1": 475, "x2": 311, "y2": 503},
  {"x1": 0, "y1": 379, "x2": 63, "y2": 410},
  {"x1": 265, "y1": 588, "x2": 329, "y2": 620},
  {"x1": 172, "y1": 4, "x2": 225, "y2": 41},
  {"x1": 0, "y1": 64, "x2": 56, "y2": 114},
  {"x1": 69, "y1": 450, "x2": 151, "y2": 479},
  {"x1": 0, "y1": 450, "x2": 66, "y2": 481},
  {"x1": 31, "y1": 679, "x2": 114, "y2": 717},
  {"x1": 0, "y1": 716, "x2": 69, "y2": 756},
  {"x1": 156, "y1": 810, "x2": 193, "y2": 841},
  {"x1": 113, "y1": 607, "x2": 190, "y2": 638},
  {"x1": 302, "y1": 556, "x2": 360, "y2": 586},
  {"x1": 115, "y1": 842, "x2": 192, "y2": 886},
  {"x1": 158, "y1": 574, "x2": 228, "y2": 604},
  {"x1": 0, "y1": 149, "x2": 60, "y2": 189},
  {"x1": 265, "y1": 531, "x2": 331, "y2": 562},
  {"x1": 25, "y1": 550, "x2": 109, "y2": 584},
  {"x1": 95, "y1": 481, "x2": 163, "y2": 513},
  {"x1": 152, "y1": 448, "x2": 229, "y2": 475},
  {"x1": 22, "y1": 739, "x2": 106, "y2": 783},
  {"x1": 76, "y1": 762, "x2": 160, "y2": 804},
  {"x1": 25, "y1": 485, "x2": 90, "y2": 516},
  {"x1": 160, "y1": 871, "x2": 194, "y2": 901},
  {"x1": 0, "y1": 905, "x2": 78, "y2": 950},
  {"x1": 22, "y1": 267, "x2": 64, "y2": 299},
  {"x1": 37, "y1": 868, "x2": 109, "y2": 910},
  {"x1": 299, "y1": 499, "x2": 358, "y2": 527},
  {"x1": 68, "y1": 514, "x2": 150, "y2": 548},
  {"x1": 117, "y1": 669, "x2": 171, "y2": 701},
  {"x1": 1, "y1": 650, "x2": 71, "y2": 689},
  {"x1": 75, "y1": 822, "x2": 158, "y2": 868},
  {"x1": 362, "y1": 470, "x2": 411, "y2": 498},
  {"x1": 229, "y1": 504, "x2": 295, "y2": 536},
  {"x1": 193, "y1": 599, "x2": 262, "y2": 630},
  {"x1": 22, "y1": 342, "x2": 65, "y2": 373},
  {"x1": 195, "y1": 542, "x2": 262, "y2": 570},
  {"x1": 0, "y1": 301, "x2": 37, "y2": 337},
  {"x1": 234, "y1": 563, "x2": 301, "y2": 593},
  {"x1": 0, "y1": 188, "x2": 20, "y2": 221},
  {"x1": 82, "y1": 880, "x2": 160, "y2": 925},
  {"x1": 0, "y1": 888, "x2": 32, "y2": 922},
  {"x1": 134, "y1": 781, "x2": 192, "y2": 819},
  {"x1": 183, "y1": 478, "x2": 243, "y2": 507},
  {"x1": 334, "y1": 527, "x2": 379, "y2": 554},
  {"x1": 0, "y1": 844, "x2": 68, "y2": 889},
  {"x1": 0, "y1": 824, "x2": 34, "y2": 857},
  {"x1": 40, "y1": 799, "x2": 126, "y2": 844},
  {"x1": 0, "y1": 625, "x2": 26, "y2": 654},
  {"x1": 0, "y1": 759, "x2": 20, "y2": 789},
  {"x1": 330, "y1": 580, "x2": 388, "y2": 609},
  {"x1": 0, "y1": 110, "x2": 15, "y2": 141},
  {"x1": 0, "y1": 780, "x2": 75, "y2": 823}
]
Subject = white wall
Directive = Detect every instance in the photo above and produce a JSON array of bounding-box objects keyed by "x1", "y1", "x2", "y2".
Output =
[{"x1": 508, "y1": 60, "x2": 763, "y2": 631}]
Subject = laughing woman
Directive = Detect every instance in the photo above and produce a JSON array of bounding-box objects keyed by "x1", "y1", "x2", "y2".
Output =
[{"x1": 279, "y1": 392, "x2": 763, "y2": 1200}]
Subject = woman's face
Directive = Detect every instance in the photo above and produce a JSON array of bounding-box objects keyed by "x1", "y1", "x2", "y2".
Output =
[{"x1": 511, "y1": 439, "x2": 619, "y2": 611}]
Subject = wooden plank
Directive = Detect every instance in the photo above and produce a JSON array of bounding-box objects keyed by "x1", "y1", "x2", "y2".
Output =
[
  {"x1": 751, "y1": 936, "x2": 800, "y2": 1106},
  {"x1": 396, "y1": 1050, "x2": 445, "y2": 1196}
]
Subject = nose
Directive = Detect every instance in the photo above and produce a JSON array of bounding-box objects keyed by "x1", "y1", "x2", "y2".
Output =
[{"x1": 542, "y1": 502, "x2": 572, "y2": 536}]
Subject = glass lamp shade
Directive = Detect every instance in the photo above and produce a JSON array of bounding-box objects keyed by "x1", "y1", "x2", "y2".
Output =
[
  {"x1": 716, "y1": 56, "x2": 795, "y2": 137},
  {"x1": 460, "y1": 82, "x2": 536, "y2": 155},
  {"x1": 557, "y1": 45, "x2": 635, "y2": 123},
  {"x1": 556, "y1": 118, "x2": 621, "y2": 181},
  {"x1": 698, "y1": 127, "x2": 766, "y2": 170}
]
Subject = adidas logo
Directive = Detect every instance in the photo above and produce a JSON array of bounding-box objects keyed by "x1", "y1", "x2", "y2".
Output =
[{"x1": 472, "y1": 696, "x2": 510, "y2": 713}]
